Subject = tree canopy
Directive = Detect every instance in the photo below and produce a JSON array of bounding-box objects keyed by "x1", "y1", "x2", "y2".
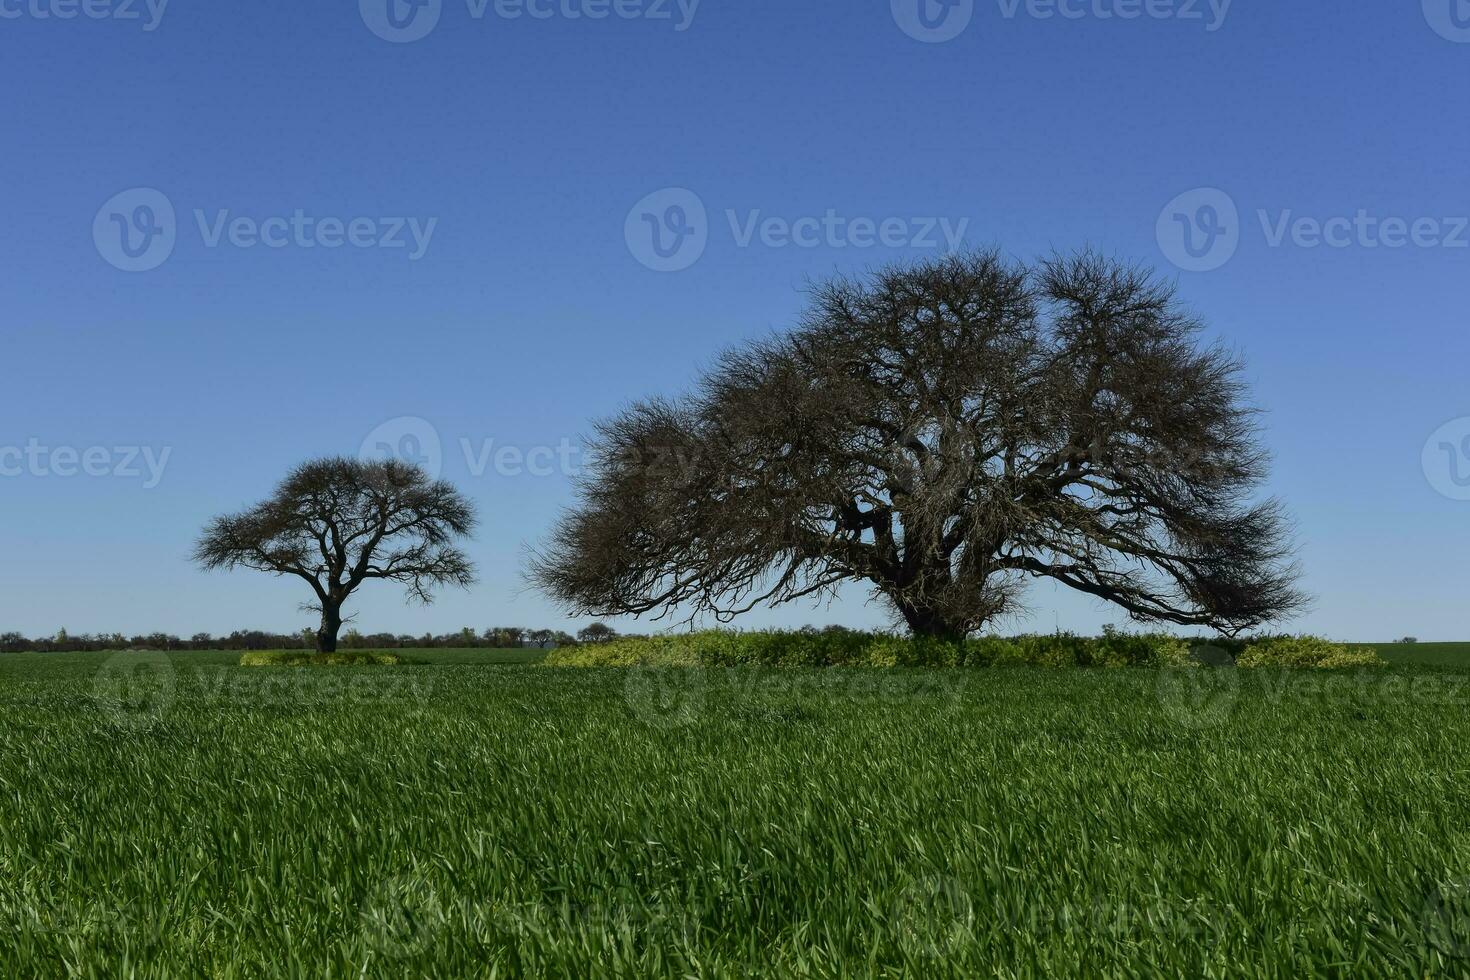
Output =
[
  {"x1": 532, "y1": 250, "x2": 1305, "y2": 638},
  {"x1": 194, "y1": 457, "x2": 476, "y2": 651}
]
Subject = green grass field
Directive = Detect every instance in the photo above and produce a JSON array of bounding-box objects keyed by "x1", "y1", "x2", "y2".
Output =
[
  {"x1": 4, "y1": 648, "x2": 1470, "y2": 977},
  {"x1": 1369, "y1": 641, "x2": 1470, "y2": 668}
]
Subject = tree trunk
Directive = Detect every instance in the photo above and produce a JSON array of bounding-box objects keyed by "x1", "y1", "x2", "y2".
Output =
[
  {"x1": 896, "y1": 602, "x2": 968, "y2": 642},
  {"x1": 316, "y1": 604, "x2": 343, "y2": 653}
]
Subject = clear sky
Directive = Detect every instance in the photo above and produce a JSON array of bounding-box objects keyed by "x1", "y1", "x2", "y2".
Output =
[{"x1": 2, "y1": 1, "x2": 1467, "y2": 641}]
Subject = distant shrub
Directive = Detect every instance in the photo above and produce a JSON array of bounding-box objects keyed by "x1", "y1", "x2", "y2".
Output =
[
  {"x1": 547, "y1": 631, "x2": 1385, "y2": 671},
  {"x1": 239, "y1": 650, "x2": 408, "y2": 667},
  {"x1": 1315, "y1": 649, "x2": 1388, "y2": 669},
  {"x1": 547, "y1": 631, "x2": 875, "y2": 668},
  {"x1": 1094, "y1": 627, "x2": 1196, "y2": 668},
  {"x1": 545, "y1": 629, "x2": 1220, "y2": 670},
  {"x1": 1009, "y1": 633, "x2": 1082, "y2": 668},
  {"x1": 543, "y1": 635, "x2": 703, "y2": 668},
  {"x1": 1236, "y1": 636, "x2": 1385, "y2": 670},
  {"x1": 956, "y1": 636, "x2": 1016, "y2": 667}
]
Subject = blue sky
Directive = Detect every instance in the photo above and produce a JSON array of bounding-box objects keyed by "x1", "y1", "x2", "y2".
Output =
[{"x1": 2, "y1": 0, "x2": 1467, "y2": 641}]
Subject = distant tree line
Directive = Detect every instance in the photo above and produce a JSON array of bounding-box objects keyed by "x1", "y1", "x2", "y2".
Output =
[
  {"x1": 1, "y1": 623, "x2": 1264, "y2": 656},
  {"x1": 0, "y1": 626, "x2": 602, "y2": 654}
]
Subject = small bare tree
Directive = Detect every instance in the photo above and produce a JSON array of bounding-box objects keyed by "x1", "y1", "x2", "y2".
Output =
[
  {"x1": 194, "y1": 457, "x2": 476, "y2": 652},
  {"x1": 532, "y1": 250, "x2": 1305, "y2": 639}
]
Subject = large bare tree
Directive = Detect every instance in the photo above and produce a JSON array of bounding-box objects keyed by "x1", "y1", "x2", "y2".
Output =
[
  {"x1": 532, "y1": 250, "x2": 1305, "y2": 639},
  {"x1": 195, "y1": 458, "x2": 476, "y2": 652}
]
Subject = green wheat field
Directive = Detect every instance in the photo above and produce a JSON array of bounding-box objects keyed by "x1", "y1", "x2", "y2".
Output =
[{"x1": 3, "y1": 643, "x2": 1469, "y2": 977}]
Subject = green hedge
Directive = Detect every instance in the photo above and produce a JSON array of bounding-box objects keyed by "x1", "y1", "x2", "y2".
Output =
[
  {"x1": 545, "y1": 629, "x2": 1385, "y2": 670},
  {"x1": 542, "y1": 628, "x2": 1192, "y2": 669},
  {"x1": 239, "y1": 650, "x2": 409, "y2": 667},
  {"x1": 1235, "y1": 635, "x2": 1385, "y2": 669}
]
